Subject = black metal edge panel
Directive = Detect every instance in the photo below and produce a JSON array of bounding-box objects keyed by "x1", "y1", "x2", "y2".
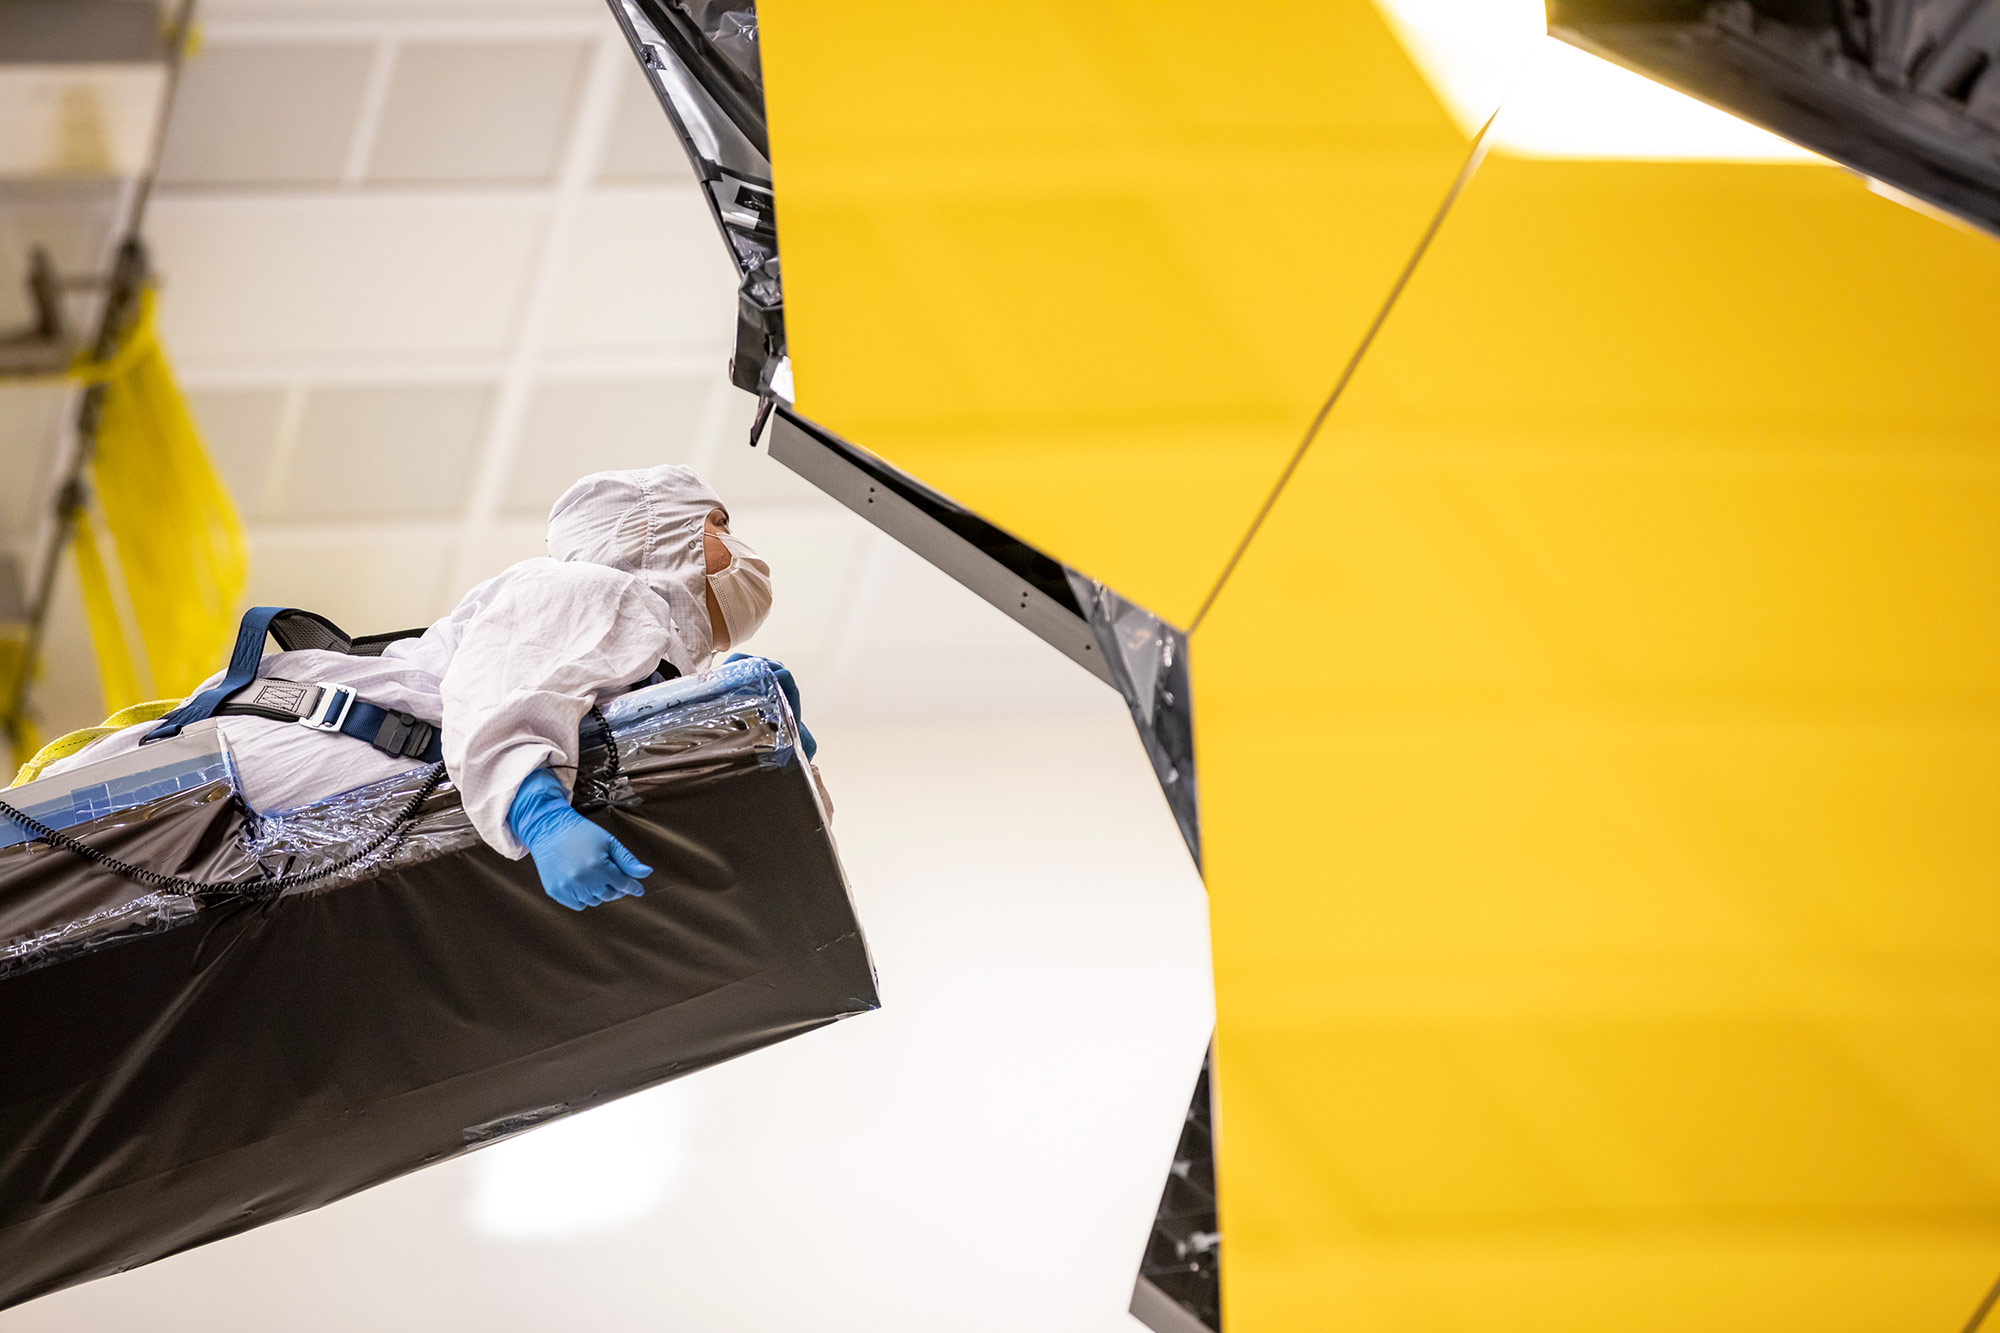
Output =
[
  {"x1": 1132, "y1": 1276, "x2": 1222, "y2": 1333},
  {"x1": 1067, "y1": 572, "x2": 1200, "y2": 866},
  {"x1": 1548, "y1": 2, "x2": 2000, "y2": 238},
  {"x1": 764, "y1": 407, "x2": 1113, "y2": 686},
  {"x1": 764, "y1": 406, "x2": 1205, "y2": 864},
  {"x1": 603, "y1": 0, "x2": 785, "y2": 393},
  {"x1": 1131, "y1": 1046, "x2": 1221, "y2": 1332}
]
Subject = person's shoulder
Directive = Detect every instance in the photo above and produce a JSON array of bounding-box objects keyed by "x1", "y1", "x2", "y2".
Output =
[
  {"x1": 456, "y1": 557, "x2": 662, "y2": 614},
  {"x1": 467, "y1": 556, "x2": 629, "y2": 595}
]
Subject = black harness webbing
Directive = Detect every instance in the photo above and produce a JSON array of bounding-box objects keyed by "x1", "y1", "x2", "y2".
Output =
[{"x1": 145, "y1": 607, "x2": 442, "y2": 763}]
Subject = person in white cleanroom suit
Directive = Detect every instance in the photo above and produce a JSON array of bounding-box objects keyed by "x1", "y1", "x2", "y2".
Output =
[{"x1": 39, "y1": 465, "x2": 774, "y2": 908}]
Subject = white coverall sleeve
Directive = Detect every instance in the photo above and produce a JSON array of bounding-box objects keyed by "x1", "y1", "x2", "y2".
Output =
[{"x1": 440, "y1": 562, "x2": 678, "y2": 858}]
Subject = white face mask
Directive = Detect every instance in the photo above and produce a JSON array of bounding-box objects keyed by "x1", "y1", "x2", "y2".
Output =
[{"x1": 707, "y1": 530, "x2": 772, "y2": 653}]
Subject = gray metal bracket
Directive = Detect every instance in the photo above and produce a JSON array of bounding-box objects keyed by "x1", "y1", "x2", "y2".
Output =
[
  {"x1": 765, "y1": 408, "x2": 1112, "y2": 686},
  {"x1": 764, "y1": 406, "x2": 1203, "y2": 864}
]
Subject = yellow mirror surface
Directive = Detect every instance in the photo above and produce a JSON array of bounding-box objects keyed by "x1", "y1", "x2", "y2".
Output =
[
  {"x1": 1195, "y1": 153, "x2": 2000, "y2": 1326},
  {"x1": 756, "y1": 0, "x2": 1488, "y2": 627},
  {"x1": 758, "y1": 1, "x2": 2000, "y2": 1325}
]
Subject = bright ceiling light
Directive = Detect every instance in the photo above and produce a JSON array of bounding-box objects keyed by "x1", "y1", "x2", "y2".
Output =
[{"x1": 1372, "y1": 0, "x2": 1821, "y2": 162}]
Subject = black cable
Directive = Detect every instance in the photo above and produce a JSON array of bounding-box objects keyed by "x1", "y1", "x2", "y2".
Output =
[
  {"x1": 0, "y1": 762, "x2": 449, "y2": 902},
  {"x1": 587, "y1": 702, "x2": 622, "y2": 789}
]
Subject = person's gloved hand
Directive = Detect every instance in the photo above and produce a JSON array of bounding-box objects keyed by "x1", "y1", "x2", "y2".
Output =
[
  {"x1": 725, "y1": 653, "x2": 815, "y2": 760},
  {"x1": 507, "y1": 768, "x2": 651, "y2": 910}
]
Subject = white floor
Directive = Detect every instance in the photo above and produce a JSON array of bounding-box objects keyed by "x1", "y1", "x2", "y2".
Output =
[{"x1": 4, "y1": 705, "x2": 1213, "y2": 1332}]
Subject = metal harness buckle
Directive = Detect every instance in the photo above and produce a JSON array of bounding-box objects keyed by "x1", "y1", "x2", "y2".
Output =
[{"x1": 300, "y1": 684, "x2": 356, "y2": 733}]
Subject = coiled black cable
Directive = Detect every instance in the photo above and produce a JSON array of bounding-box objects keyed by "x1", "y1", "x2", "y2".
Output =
[
  {"x1": 586, "y1": 702, "x2": 622, "y2": 789},
  {"x1": 0, "y1": 761, "x2": 449, "y2": 903}
]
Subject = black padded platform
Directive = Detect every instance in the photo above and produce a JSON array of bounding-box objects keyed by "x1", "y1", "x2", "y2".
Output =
[{"x1": 0, "y1": 662, "x2": 875, "y2": 1311}]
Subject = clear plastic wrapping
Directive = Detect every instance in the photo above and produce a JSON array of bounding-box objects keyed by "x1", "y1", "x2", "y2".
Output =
[
  {"x1": 675, "y1": 2, "x2": 761, "y2": 92},
  {"x1": 0, "y1": 779, "x2": 244, "y2": 976},
  {"x1": 249, "y1": 656, "x2": 799, "y2": 887},
  {"x1": 1, "y1": 658, "x2": 804, "y2": 975},
  {"x1": 0, "y1": 725, "x2": 236, "y2": 850}
]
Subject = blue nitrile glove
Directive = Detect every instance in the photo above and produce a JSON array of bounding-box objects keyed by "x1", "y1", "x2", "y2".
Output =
[
  {"x1": 507, "y1": 768, "x2": 651, "y2": 911},
  {"x1": 726, "y1": 653, "x2": 815, "y2": 759}
]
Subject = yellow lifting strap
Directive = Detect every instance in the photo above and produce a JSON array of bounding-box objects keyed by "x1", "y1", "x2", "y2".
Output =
[
  {"x1": 2, "y1": 285, "x2": 247, "y2": 775},
  {"x1": 10, "y1": 699, "x2": 184, "y2": 787},
  {"x1": 70, "y1": 287, "x2": 248, "y2": 708}
]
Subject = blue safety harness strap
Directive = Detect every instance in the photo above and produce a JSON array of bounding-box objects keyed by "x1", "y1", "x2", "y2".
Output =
[
  {"x1": 340, "y1": 700, "x2": 444, "y2": 764},
  {"x1": 145, "y1": 606, "x2": 444, "y2": 764},
  {"x1": 145, "y1": 605, "x2": 289, "y2": 742}
]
